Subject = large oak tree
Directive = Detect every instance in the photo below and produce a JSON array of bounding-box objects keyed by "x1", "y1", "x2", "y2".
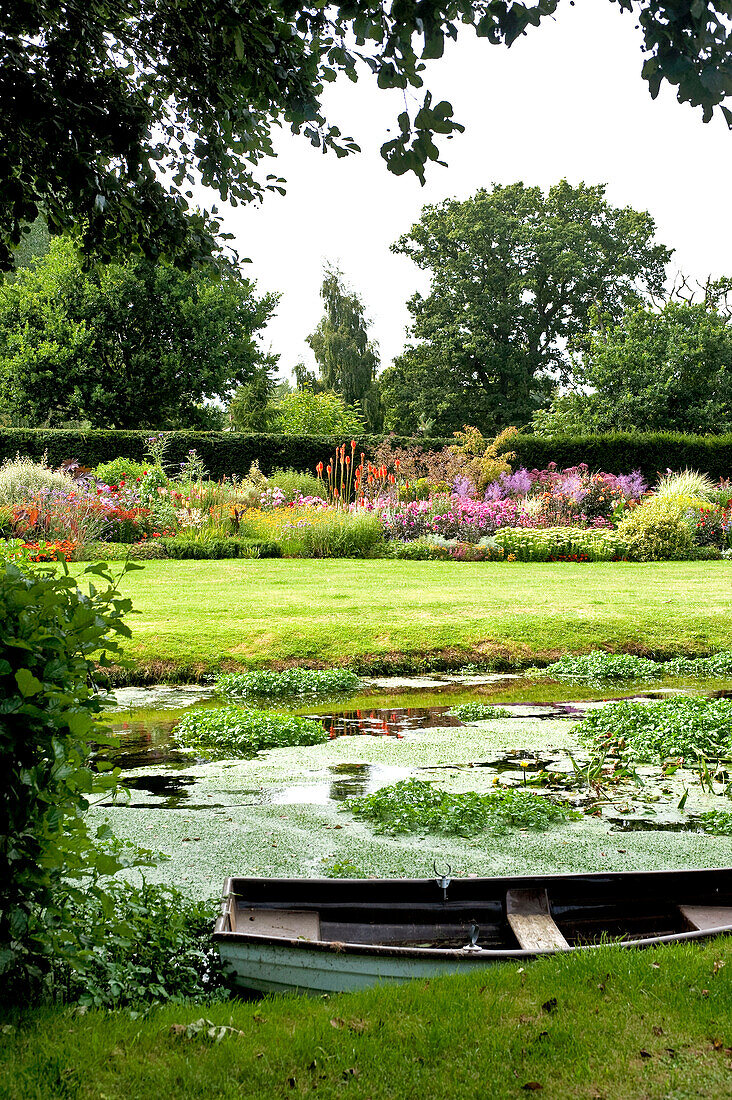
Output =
[{"x1": 380, "y1": 180, "x2": 671, "y2": 434}]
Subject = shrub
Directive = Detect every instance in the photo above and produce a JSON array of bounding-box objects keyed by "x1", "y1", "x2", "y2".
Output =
[
  {"x1": 173, "y1": 706, "x2": 329, "y2": 758},
  {"x1": 577, "y1": 697, "x2": 732, "y2": 762},
  {"x1": 448, "y1": 703, "x2": 512, "y2": 721},
  {"x1": 0, "y1": 560, "x2": 134, "y2": 993},
  {"x1": 157, "y1": 536, "x2": 282, "y2": 559},
  {"x1": 216, "y1": 668, "x2": 361, "y2": 699},
  {"x1": 0, "y1": 454, "x2": 75, "y2": 506},
  {"x1": 345, "y1": 779, "x2": 579, "y2": 835},
  {"x1": 268, "y1": 467, "x2": 322, "y2": 503},
  {"x1": 271, "y1": 391, "x2": 366, "y2": 436},
  {"x1": 52, "y1": 881, "x2": 226, "y2": 1008},
  {"x1": 616, "y1": 497, "x2": 694, "y2": 561},
  {"x1": 93, "y1": 457, "x2": 147, "y2": 486},
  {"x1": 492, "y1": 527, "x2": 628, "y2": 562}
]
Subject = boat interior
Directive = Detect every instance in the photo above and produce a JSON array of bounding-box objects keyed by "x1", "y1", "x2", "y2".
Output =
[{"x1": 219, "y1": 869, "x2": 732, "y2": 952}]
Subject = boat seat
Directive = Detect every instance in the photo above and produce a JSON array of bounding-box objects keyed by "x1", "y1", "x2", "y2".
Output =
[
  {"x1": 235, "y1": 907, "x2": 321, "y2": 941},
  {"x1": 506, "y1": 888, "x2": 570, "y2": 952},
  {"x1": 679, "y1": 905, "x2": 732, "y2": 932}
]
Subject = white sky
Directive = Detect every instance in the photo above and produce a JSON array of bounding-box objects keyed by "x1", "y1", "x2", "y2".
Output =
[{"x1": 213, "y1": 0, "x2": 732, "y2": 380}]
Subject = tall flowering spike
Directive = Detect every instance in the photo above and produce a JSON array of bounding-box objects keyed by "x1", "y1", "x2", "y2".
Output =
[
  {"x1": 316, "y1": 461, "x2": 324, "y2": 475},
  {"x1": 351, "y1": 440, "x2": 356, "y2": 450},
  {"x1": 345, "y1": 455, "x2": 351, "y2": 465}
]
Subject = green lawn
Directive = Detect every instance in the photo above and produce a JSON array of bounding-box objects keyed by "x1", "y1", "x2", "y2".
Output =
[
  {"x1": 3, "y1": 941, "x2": 731, "y2": 1099},
  {"x1": 94, "y1": 559, "x2": 732, "y2": 677}
]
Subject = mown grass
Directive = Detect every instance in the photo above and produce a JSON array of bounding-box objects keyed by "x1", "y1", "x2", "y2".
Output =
[
  {"x1": 82, "y1": 559, "x2": 732, "y2": 676},
  {"x1": 2, "y1": 941, "x2": 731, "y2": 1100}
]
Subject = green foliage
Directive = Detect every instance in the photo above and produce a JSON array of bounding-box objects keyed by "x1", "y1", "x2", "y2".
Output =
[
  {"x1": 0, "y1": 454, "x2": 75, "y2": 505},
  {"x1": 173, "y1": 706, "x2": 328, "y2": 758},
  {"x1": 539, "y1": 302, "x2": 732, "y2": 434},
  {"x1": 268, "y1": 468, "x2": 322, "y2": 503},
  {"x1": 157, "y1": 537, "x2": 282, "y2": 560},
  {"x1": 93, "y1": 458, "x2": 147, "y2": 486},
  {"x1": 696, "y1": 810, "x2": 732, "y2": 836},
  {"x1": 0, "y1": 239, "x2": 278, "y2": 429},
  {"x1": 578, "y1": 697, "x2": 732, "y2": 762},
  {"x1": 5, "y1": 427, "x2": 730, "y2": 484},
  {"x1": 545, "y1": 651, "x2": 663, "y2": 684},
  {"x1": 271, "y1": 391, "x2": 366, "y2": 437},
  {"x1": 655, "y1": 468, "x2": 718, "y2": 500},
  {"x1": 448, "y1": 703, "x2": 512, "y2": 721},
  {"x1": 450, "y1": 426, "x2": 516, "y2": 494},
  {"x1": 664, "y1": 653, "x2": 732, "y2": 677},
  {"x1": 0, "y1": 559, "x2": 136, "y2": 990},
  {"x1": 616, "y1": 498, "x2": 694, "y2": 561},
  {"x1": 500, "y1": 432, "x2": 732, "y2": 484},
  {"x1": 52, "y1": 881, "x2": 226, "y2": 1008},
  {"x1": 216, "y1": 668, "x2": 361, "y2": 699},
  {"x1": 1, "y1": 2, "x2": 728, "y2": 274},
  {"x1": 307, "y1": 265, "x2": 382, "y2": 432},
  {"x1": 275, "y1": 510, "x2": 383, "y2": 559},
  {"x1": 383, "y1": 181, "x2": 670, "y2": 434},
  {"x1": 345, "y1": 779, "x2": 579, "y2": 835},
  {"x1": 492, "y1": 527, "x2": 629, "y2": 562}
]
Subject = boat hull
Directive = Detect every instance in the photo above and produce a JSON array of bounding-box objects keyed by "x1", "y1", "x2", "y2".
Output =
[{"x1": 213, "y1": 867, "x2": 732, "y2": 995}]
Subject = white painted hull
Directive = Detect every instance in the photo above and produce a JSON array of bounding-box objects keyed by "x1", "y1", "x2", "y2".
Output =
[{"x1": 218, "y1": 939, "x2": 495, "y2": 995}]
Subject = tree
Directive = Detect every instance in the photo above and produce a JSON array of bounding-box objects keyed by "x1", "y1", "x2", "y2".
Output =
[
  {"x1": 533, "y1": 297, "x2": 732, "y2": 435},
  {"x1": 270, "y1": 390, "x2": 366, "y2": 436},
  {"x1": 380, "y1": 180, "x2": 671, "y2": 434},
  {"x1": 307, "y1": 266, "x2": 382, "y2": 431},
  {"x1": 2, "y1": 2, "x2": 731, "y2": 271},
  {"x1": 0, "y1": 238, "x2": 278, "y2": 428}
]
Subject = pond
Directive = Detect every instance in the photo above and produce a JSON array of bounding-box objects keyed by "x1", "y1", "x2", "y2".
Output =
[{"x1": 89, "y1": 673, "x2": 732, "y2": 897}]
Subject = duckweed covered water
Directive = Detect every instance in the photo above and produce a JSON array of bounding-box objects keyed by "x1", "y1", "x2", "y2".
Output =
[{"x1": 90, "y1": 673, "x2": 732, "y2": 896}]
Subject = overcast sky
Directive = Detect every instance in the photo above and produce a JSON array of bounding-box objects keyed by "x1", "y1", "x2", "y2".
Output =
[{"x1": 213, "y1": 0, "x2": 732, "y2": 381}]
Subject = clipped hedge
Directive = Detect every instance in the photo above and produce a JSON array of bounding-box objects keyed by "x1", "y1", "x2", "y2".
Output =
[
  {"x1": 2, "y1": 428, "x2": 731, "y2": 481},
  {"x1": 0, "y1": 429, "x2": 451, "y2": 479},
  {"x1": 503, "y1": 432, "x2": 732, "y2": 482}
]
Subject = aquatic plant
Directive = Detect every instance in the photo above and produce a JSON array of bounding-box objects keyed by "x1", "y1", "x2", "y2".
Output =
[
  {"x1": 577, "y1": 697, "x2": 732, "y2": 763},
  {"x1": 695, "y1": 810, "x2": 732, "y2": 836},
  {"x1": 345, "y1": 779, "x2": 579, "y2": 835},
  {"x1": 544, "y1": 650, "x2": 732, "y2": 684},
  {"x1": 663, "y1": 652, "x2": 732, "y2": 678},
  {"x1": 215, "y1": 668, "x2": 361, "y2": 699},
  {"x1": 173, "y1": 706, "x2": 328, "y2": 757},
  {"x1": 448, "y1": 703, "x2": 512, "y2": 721},
  {"x1": 544, "y1": 651, "x2": 662, "y2": 684}
]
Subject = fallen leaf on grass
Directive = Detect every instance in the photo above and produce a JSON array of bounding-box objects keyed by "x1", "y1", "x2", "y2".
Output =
[
  {"x1": 541, "y1": 998, "x2": 557, "y2": 1014},
  {"x1": 713, "y1": 960, "x2": 726, "y2": 976},
  {"x1": 652, "y1": 1026, "x2": 664, "y2": 1036},
  {"x1": 522, "y1": 1083, "x2": 543, "y2": 1091},
  {"x1": 639, "y1": 1050, "x2": 652, "y2": 1059},
  {"x1": 170, "y1": 1018, "x2": 244, "y2": 1043}
]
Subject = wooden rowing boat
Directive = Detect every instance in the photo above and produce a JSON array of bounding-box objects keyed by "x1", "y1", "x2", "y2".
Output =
[{"x1": 213, "y1": 867, "x2": 732, "y2": 994}]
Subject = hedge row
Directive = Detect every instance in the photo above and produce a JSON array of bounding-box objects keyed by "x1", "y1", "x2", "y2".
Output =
[
  {"x1": 0, "y1": 429, "x2": 450, "y2": 478},
  {"x1": 505, "y1": 432, "x2": 732, "y2": 481},
  {"x1": 1, "y1": 428, "x2": 731, "y2": 481}
]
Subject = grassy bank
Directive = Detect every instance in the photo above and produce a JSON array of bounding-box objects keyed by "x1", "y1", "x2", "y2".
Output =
[
  {"x1": 82, "y1": 559, "x2": 732, "y2": 679},
  {"x1": 2, "y1": 941, "x2": 731, "y2": 1100}
]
